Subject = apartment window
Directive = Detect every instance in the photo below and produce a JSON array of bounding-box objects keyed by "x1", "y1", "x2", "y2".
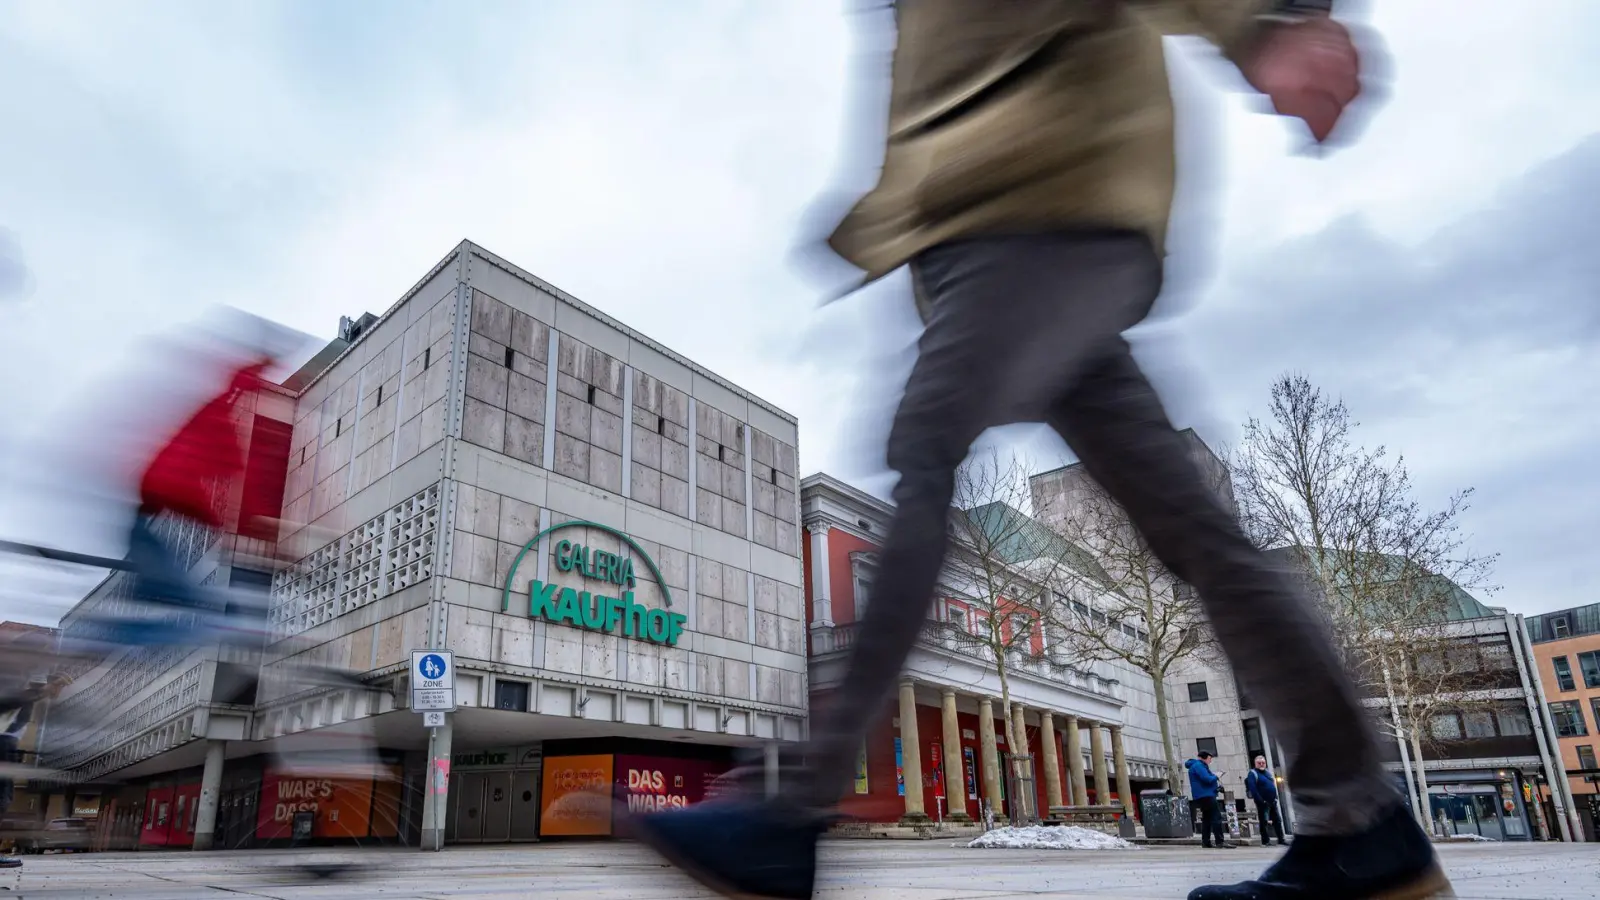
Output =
[
  {"x1": 1463, "y1": 709, "x2": 1497, "y2": 739},
  {"x1": 1187, "y1": 682, "x2": 1210, "y2": 703},
  {"x1": 1477, "y1": 635, "x2": 1514, "y2": 670},
  {"x1": 1496, "y1": 706, "x2": 1533, "y2": 736},
  {"x1": 335, "y1": 417, "x2": 342, "y2": 438},
  {"x1": 718, "y1": 445, "x2": 726, "y2": 462},
  {"x1": 1577, "y1": 745, "x2": 1598, "y2": 772},
  {"x1": 1195, "y1": 737, "x2": 1218, "y2": 757},
  {"x1": 770, "y1": 468, "x2": 778, "y2": 484},
  {"x1": 1553, "y1": 656, "x2": 1576, "y2": 692},
  {"x1": 1428, "y1": 713, "x2": 1464, "y2": 741},
  {"x1": 1578, "y1": 650, "x2": 1600, "y2": 689},
  {"x1": 1552, "y1": 616, "x2": 1571, "y2": 638},
  {"x1": 1549, "y1": 701, "x2": 1588, "y2": 738},
  {"x1": 495, "y1": 680, "x2": 530, "y2": 712},
  {"x1": 945, "y1": 603, "x2": 967, "y2": 632}
]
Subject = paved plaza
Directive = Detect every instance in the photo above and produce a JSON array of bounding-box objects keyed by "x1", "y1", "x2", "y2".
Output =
[{"x1": 2, "y1": 840, "x2": 1595, "y2": 900}]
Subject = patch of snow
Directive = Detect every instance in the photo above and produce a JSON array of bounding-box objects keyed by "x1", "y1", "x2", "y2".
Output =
[
  {"x1": 1443, "y1": 833, "x2": 1496, "y2": 842},
  {"x1": 967, "y1": 825, "x2": 1141, "y2": 850}
]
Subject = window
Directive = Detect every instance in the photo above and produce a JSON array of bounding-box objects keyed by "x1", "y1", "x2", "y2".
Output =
[
  {"x1": 770, "y1": 468, "x2": 778, "y2": 484},
  {"x1": 1577, "y1": 745, "x2": 1598, "y2": 772},
  {"x1": 1549, "y1": 701, "x2": 1588, "y2": 738},
  {"x1": 1592, "y1": 698, "x2": 1600, "y2": 737},
  {"x1": 335, "y1": 417, "x2": 342, "y2": 438},
  {"x1": 1552, "y1": 616, "x2": 1571, "y2": 638},
  {"x1": 1462, "y1": 710, "x2": 1496, "y2": 739},
  {"x1": 376, "y1": 385, "x2": 383, "y2": 405},
  {"x1": 657, "y1": 415, "x2": 665, "y2": 435},
  {"x1": 1428, "y1": 713, "x2": 1463, "y2": 741},
  {"x1": 1553, "y1": 656, "x2": 1576, "y2": 691},
  {"x1": 424, "y1": 347, "x2": 431, "y2": 369},
  {"x1": 1496, "y1": 706, "x2": 1533, "y2": 736},
  {"x1": 1578, "y1": 651, "x2": 1600, "y2": 689},
  {"x1": 1195, "y1": 737, "x2": 1218, "y2": 757},
  {"x1": 504, "y1": 346, "x2": 516, "y2": 368},
  {"x1": 718, "y1": 445, "x2": 726, "y2": 462},
  {"x1": 1477, "y1": 635, "x2": 1514, "y2": 671},
  {"x1": 946, "y1": 603, "x2": 968, "y2": 632},
  {"x1": 1187, "y1": 682, "x2": 1210, "y2": 703},
  {"x1": 586, "y1": 384, "x2": 597, "y2": 405},
  {"x1": 495, "y1": 680, "x2": 530, "y2": 712}
]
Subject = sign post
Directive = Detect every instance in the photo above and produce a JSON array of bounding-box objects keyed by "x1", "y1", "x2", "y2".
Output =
[{"x1": 412, "y1": 651, "x2": 456, "y2": 851}]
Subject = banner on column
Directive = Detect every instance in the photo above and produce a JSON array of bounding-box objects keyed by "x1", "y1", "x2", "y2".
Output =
[
  {"x1": 854, "y1": 742, "x2": 869, "y2": 794},
  {"x1": 930, "y1": 743, "x2": 944, "y2": 798},
  {"x1": 894, "y1": 738, "x2": 904, "y2": 797},
  {"x1": 963, "y1": 747, "x2": 978, "y2": 799}
]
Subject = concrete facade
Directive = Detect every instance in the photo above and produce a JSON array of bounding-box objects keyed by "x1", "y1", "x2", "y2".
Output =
[{"x1": 37, "y1": 241, "x2": 806, "y2": 849}]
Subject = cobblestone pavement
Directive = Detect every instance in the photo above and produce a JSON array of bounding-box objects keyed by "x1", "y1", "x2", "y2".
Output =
[{"x1": 2, "y1": 839, "x2": 1594, "y2": 899}]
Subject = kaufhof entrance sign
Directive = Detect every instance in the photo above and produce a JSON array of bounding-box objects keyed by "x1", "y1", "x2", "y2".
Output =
[{"x1": 502, "y1": 521, "x2": 686, "y2": 647}]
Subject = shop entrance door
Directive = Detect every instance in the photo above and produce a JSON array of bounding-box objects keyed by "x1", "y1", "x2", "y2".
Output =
[
  {"x1": 1471, "y1": 794, "x2": 1505, "y2": 842},
  {"x1": 510, "y1": 770, "x2": 540, "y2": 841},
  {"x1": 453, "y1": 773, "x2": 488, "y2": 842},
  {"x1": 481, "y1": 772, "x2": 513, "y2": 843}
]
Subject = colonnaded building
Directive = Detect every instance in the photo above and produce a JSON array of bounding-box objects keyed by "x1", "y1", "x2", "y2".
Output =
[{"x1": 38, "y1": 241, "x2": 808, "y2": 849}]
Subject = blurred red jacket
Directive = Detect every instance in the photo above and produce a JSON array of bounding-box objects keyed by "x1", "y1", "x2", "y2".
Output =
[{"x1": 137, "y1": 360, "x2": 271, "y2": 528}]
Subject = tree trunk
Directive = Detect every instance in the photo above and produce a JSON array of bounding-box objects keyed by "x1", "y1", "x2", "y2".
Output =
[
  {"x1": 996, "y1": 660, "x2": 1030, "y2": 822},
  {"x1": 1152, "y1": 668, "x2": 1183, "y2": 795},
  {"x1": 1408, "y1": 729, "x2": 1435, "y2": 836}
]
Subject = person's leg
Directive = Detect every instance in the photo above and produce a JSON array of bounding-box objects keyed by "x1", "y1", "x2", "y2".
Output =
[
  {"x1": 1256, "y1": 801, "x2": 1272, "y2": 845},
  {"x1": 791, "y1": 231, "x2": 1165, "y2": 808},
  {"x1": 1043, "y1": 350, "x2": 1447, "y2": 897},
  {"x1": 0, "y1": 734, "x2": 18, "y2": 867},
  {"x1": 625, "y1": 231, "x2": 1164, "y2": 900},
  {"x1": 1044, "y1": 350, "x2": 1396, "y2": 836}
]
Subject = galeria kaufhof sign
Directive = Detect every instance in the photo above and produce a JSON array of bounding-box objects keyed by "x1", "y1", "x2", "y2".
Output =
[{"x1": 502, "y1": 521, "x2": 686, "y2": 647}]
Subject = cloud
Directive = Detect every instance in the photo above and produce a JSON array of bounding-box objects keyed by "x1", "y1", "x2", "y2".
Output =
[{"x1": 0, "y1": 227, "x2": 31, "y2": 301}]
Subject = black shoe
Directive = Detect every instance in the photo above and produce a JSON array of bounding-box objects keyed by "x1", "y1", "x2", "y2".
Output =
[
  {"x1": 623, "y1": 799, "x2": 826, "y2": 900},
  {"x1": 0, "y1": 858, "x2": 19, "y2": 869},
  {"x1": 1188, "y1": 805, "x2": 1453, "y2": 900}
]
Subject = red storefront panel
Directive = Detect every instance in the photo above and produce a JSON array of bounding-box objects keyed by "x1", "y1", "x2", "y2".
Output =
[{"x1": 612, "y1": 755, "x2": 731, "y2": 814}]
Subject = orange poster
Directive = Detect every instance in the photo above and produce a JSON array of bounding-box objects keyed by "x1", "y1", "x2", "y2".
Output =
[
  {"x1": 255, "y1": 763, "x2": 403, "y2": 840},
  {"x1": 539, "y1": 754, "x2": 614, "y2": 837}
]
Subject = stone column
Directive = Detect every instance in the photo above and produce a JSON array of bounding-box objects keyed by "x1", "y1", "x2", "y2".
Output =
[
  {"x1": 191, "y1": 739, "x2": 227, "y2": 851},
  {"x1": 1065, "y1": 717, "x2": 1088, "y2": 806},
  {"x1": 1039, "y1": 711, "x2": 1063, "y2": 809},
  {"x1": 977, "y1": 697, "x2": 1005, "y2": 819},
  {"x1": 940, "y1": 689, "x2": 971, "y2": 822},
  {"x1": 1110, "y1": 726, "x2": 1133, "y2": 814},
  {"x1": 1088, "y1": 721, "x2": 1111, "y2": 806},
  {"x1": 897, "y1": 681, "x2": 928, "y2": 822}
]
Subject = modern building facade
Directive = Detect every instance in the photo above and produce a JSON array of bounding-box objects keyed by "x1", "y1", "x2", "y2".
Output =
[
  {"x1": 38, "y1": 241, "x2": 807, "y2": 849},
  {"x1": 1356, "y1": 609, "x2": 1577, "y2": 842},
  {"x1": 1527, "y1": 602, "x2": 1600, "y2": 841}
]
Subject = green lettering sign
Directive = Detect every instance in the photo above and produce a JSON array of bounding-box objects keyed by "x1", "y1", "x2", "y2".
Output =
[{"x1": 502, "y1": 520, "x2": 686, "y2": 647}]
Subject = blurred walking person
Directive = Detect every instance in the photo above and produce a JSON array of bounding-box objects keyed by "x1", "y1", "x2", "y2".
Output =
[
  {"x1": 627, "y1": 3, "x2": 1453, "y2": 900},
  {"x1": 1248, "y1": 754, "x2": 1289, "y2": 845}
]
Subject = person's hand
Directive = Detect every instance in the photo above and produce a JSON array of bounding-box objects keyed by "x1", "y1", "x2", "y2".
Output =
[{"x1": 1240, "y1": 15, "x2": 1363, "y2": 144}]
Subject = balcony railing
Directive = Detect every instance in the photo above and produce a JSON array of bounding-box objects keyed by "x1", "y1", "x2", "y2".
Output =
[{"x1": 814, "y1": 620, "x2": 1119, "y2": 695}]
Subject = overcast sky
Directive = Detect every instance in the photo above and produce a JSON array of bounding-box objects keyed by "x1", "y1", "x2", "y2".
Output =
[{"x1": 2, "y1": 1, "x2": 1596, "y2": 625}]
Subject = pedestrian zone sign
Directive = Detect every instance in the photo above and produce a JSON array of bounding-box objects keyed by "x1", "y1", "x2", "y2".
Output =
[{"x1": 411, "y1": 650, "x2": 456, "y2": 712}]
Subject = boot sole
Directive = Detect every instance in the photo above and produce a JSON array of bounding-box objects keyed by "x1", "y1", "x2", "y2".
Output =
[
  {"x1": 1374, "y1": 865, "x2": 1456, "y2": 900},
  {"x1": 615, "y1": 800, "x2": 804, "y2": 900}
]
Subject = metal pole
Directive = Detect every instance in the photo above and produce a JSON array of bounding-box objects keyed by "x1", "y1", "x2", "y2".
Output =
[{"x1": 428, "y1": 726, "x2": 440, "y2": 851}]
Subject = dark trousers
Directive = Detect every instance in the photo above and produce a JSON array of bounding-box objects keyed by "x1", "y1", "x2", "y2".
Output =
[
  {"x1": 0, "y1": 733, "x2": 17, "y2": 821},
  {"x1": 1195, "y1": 797, "x2": 1225, "y2": 847},
  {"x1": 1256, "y1": 798, "x2": 1286, "y2": 844},
  {"x1": 790, "y1": 231, "x2": 1396, "y2": 836}
]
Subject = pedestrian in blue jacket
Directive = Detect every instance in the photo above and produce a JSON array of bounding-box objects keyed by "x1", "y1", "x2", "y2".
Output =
[
  {"x1": 1186, "y1": 752, "x2": 1228, "y2": 848},
  {"x1": 1246, "y1": 756, "x2": 1288, "y2": 846}
]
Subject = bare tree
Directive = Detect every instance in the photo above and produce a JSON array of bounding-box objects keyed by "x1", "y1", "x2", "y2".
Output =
[
  {"x1": 1041, "y1": 456, "x2": 1231, "y2": 796},
  {"x1": 1230, "y1": 374, "x2": 1499, "y2": 830},
  {"x1": 936, "y1": 450, "x2": 1081, "y2": 822}
]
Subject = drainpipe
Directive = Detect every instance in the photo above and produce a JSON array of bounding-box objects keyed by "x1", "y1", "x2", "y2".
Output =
[{"x1": 1507, "y1": 613, "x2": 1576, "y2": 841}]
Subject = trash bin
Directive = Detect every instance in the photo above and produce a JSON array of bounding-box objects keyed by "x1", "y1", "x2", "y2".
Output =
[{"x1": 1139, "y1": 789, "x2": 1194, "y2": 839}]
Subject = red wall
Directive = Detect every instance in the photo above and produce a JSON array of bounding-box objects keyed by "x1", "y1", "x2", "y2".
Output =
[{"x1": 826, "y1": 530, "x2": 879, "y2": 625}]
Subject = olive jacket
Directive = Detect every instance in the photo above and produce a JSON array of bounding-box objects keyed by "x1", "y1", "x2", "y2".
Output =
[{"x1": 827, "y1": 0, "x2": 1305, "y2": 289}]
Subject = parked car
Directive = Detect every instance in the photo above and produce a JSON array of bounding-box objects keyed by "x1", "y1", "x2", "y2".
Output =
[{"x1": 21, "y1": 818, "x2": 93, "y2": 853}]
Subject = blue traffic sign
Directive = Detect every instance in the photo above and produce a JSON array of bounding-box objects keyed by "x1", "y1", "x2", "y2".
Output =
[{"x1": 418, "y1": 653, "x2": 448, "y2": 680}]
